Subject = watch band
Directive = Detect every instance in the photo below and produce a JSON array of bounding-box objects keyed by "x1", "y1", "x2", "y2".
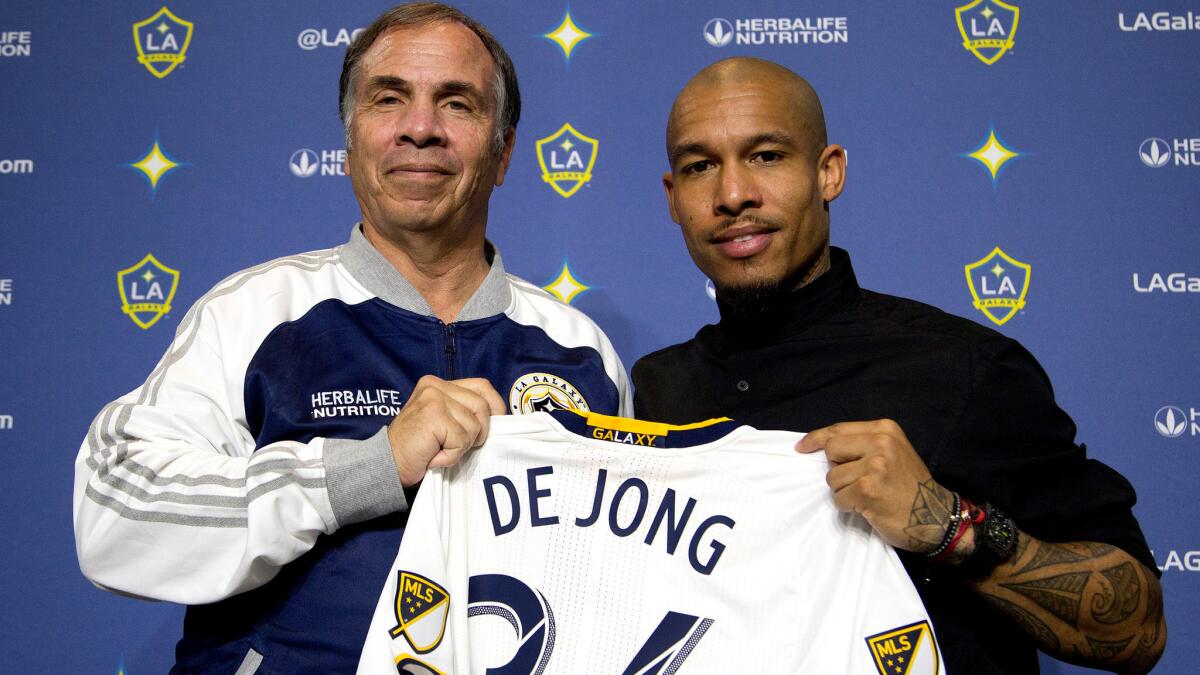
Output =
[{"x1": 959, "y1": 501, "x2": 1018, "y2": 580}]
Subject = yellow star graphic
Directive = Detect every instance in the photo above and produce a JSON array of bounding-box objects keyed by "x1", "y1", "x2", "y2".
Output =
[
  {"x1": 142, "y1": 269, "x2": 155, "y2": 282},
  {"x1": 560, "y1": 138, "x2": 574, "y2": 151},
  {"x1": 990, "y1": 262, "x2": 1005, "y2": 277},
  {"x1": 982, "y1": 6, "x2": 995, "y2": 19},
  {"x1": 130, "y1": 140, "x2": 180, "y2": 192},
  {"x1": 157, "y1": 21, "x2": 170, "y2": 34},
  {"x1": 966, "y1": 128, "x2": 1020, "y2": 184},
  {"x1": 543, "y1": 11, "x2": 593, "y2": 60},
  {"x1": 543, "y1": 262, "x2": 591, "y2": 304}
]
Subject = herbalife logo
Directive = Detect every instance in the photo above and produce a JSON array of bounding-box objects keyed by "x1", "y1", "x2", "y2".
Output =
[
  {"x1": 1155, "y1": 406, "x2": 1198, "y2": 438},
  {"x1": 1139, "y1": 138, "x2": 1170, "y2": 168},
  {"x1": 1139, "y1": 136, "x2": 1200, "y2": 168},
  {"x1": 290, "y1": 148, "x2": 345, "y2": 178},
  {"x1": 704, "y1": 16, "x2": 847, "y2": 47},
  {"x1": 704, "y1": 19, "x2": 734, "y2": 47}
]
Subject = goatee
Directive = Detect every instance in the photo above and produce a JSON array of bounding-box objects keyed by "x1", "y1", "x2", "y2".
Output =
[{"x1": 716, "y1": 281, "x2": 789, "y2": 322}]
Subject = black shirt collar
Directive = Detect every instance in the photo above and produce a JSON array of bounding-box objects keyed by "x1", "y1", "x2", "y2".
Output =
[{"x1": 715, "y1": 246, "x2": 860, "y2": 344}]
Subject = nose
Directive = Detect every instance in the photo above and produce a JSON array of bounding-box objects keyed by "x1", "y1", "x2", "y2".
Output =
[
  {"x1": 714, "y1": 162, "x2": 762, "y2": 217},
  {"x1": 395, "y1": 97, "x2": 445, "y2": 149}
]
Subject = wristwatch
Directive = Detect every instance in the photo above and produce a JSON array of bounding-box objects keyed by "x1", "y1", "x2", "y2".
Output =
[{"x1": 959, "y1": 501, "x2": 1018, "y2": 580}]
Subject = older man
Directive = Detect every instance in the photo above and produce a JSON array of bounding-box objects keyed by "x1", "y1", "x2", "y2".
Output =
[
  {"x1": 633, "y1": 57, "x2": 1164, "y2": 674},
  {"x1": 73, "y1": 4, "x2": 628, "y2": 672}
]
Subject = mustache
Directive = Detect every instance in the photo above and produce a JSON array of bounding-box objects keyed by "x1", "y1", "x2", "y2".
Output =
[{"x1": 712, "y1": 214, "x2": 784, "y2": 235}]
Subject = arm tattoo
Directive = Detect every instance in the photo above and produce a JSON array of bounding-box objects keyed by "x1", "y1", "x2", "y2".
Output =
[
  {"x1": 1086, "y1": 635, "x2": 1134, "y2": 661},
  {"x1": 1091, "y1": 562, "x2": 1141, "y2": 625},
  {"x1": 1014, "y1": 540, "x2": 1089, "y2": 575},
  {"x1": 984, "y1": 594, "x2": 1061, "y2": 653},
  {"x1": 1000, "y1": 571, "x2": 1091, "y2": 627},
  {"x1": 1128, "y1": 576, "x2": 1164, "y2": 665},
  {"x1": 903, "y1": 479, "x2": 954, "y2": 552},
  {"x1": 979, "y1": 536, "x2": 1164, "y2": 671}
]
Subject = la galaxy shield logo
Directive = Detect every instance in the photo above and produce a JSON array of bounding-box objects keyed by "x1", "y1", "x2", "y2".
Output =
[
  {"x1": 866, "y1": 621, "x2": 939, "y2": 675},
  {"x1": 390, "y1": 571, "x2": 450, "y2": 654},
  {"x1": 133, "y1": 7, "x2": 194, "y2": 79},
  {"x1": 964, "y1": 246, "x2": 1030, "y2": 326},
  {"x1": 536, "y1": 124, "x2": 598, "y2": 198},
  {"x1": 955, "y1": 0, "x2": 1019, "y2": 66},
  {"x1": 118, "y1": 254, "x2": 180, "y2": 329},
  {"x1": 509, "y1": 373, "x2": 590, "y2": 414}
]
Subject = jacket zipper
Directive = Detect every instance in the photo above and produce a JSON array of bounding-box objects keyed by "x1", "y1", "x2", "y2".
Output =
[{"x1": 442, "y1": 323, "x2": 457, "y2": 379}]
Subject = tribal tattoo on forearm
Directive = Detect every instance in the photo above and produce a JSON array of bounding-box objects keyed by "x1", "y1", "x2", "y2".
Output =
[
  {"x1": 903, "y1": 478, "x2": 956, "y2": 553},
  {"x1": 975, "y1": 535, "x2": 1165, "y2": 674}
]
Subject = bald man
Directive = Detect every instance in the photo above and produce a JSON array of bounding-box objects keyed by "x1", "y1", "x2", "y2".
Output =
[{"x1": 633, "y1": 58, "x2": 1164, "y2": 674}]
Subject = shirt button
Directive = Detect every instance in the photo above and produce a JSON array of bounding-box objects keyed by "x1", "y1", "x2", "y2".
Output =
[{"x1": 736, "y1": 380, "x2": 750, "y2": 392}]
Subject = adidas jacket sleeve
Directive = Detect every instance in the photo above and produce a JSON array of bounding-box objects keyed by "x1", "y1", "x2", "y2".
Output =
[{"x1": 73, "y1": 286, "x2": 407, "y2": 605}]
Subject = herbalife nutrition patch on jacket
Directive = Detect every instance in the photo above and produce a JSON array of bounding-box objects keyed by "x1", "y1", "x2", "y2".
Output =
[{"x1": 357, "y1": 411, "x2": 944, "y2": 674}]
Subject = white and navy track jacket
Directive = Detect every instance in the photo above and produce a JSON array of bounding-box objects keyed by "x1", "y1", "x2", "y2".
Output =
[{"x1": 73, "y1": 226, "x2": 631, "y2": 673}]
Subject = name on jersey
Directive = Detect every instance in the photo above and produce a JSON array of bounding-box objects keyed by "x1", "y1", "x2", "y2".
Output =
[
  {"x1": 311, "y1": 388, "x2": 404, "y2": 419},
  {"x1": 590, "y1": 426, "x2": 662, "y2": 447},
  {"x1": 483, "y1": 466, "x2": 735, "y2": 576}
]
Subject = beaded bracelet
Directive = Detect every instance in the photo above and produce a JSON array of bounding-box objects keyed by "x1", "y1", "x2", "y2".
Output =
[{"x1": 925, "y1": 491, "x2": 963, "y2": 559}]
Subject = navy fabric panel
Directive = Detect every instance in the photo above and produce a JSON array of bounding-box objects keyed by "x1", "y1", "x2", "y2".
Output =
[{"x1": 175, "y1": 297, "x2": 620, "y2": 671}]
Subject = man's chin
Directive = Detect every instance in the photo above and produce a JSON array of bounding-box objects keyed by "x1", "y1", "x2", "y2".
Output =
[{"x1": 714, "y1": 280, "x2": 788, "y2": 322}]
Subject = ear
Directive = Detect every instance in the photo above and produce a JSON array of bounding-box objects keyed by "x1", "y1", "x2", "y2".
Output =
[
  {"x1": 493, "y1": 128, "x2": 516, "y2": 187},
  {"x1": 662, "y1": 171, "x2": 681, "y2": 224},
  {"x1": 817, "y1": 144, "x2": 846, "y2": 203}
]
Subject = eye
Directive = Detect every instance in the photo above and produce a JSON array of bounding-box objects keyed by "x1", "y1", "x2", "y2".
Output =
[
  {"x1": 752, "y1": 150, "x2": 784, "y2": 163},
  {"x1": 682, "y1": 160, "x2": 713, "y2": 175},
  {"x1": 445, "y1": 98, "x2": 473, "y2": 112},
  {"x1": 375, "y1": 94, "x2": 401, "y2": 106}
]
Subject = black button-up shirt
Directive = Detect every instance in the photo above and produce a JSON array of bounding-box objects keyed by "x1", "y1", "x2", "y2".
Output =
[{"x1": 633, "y1": 247, "x2": 1155, "y2": 674}]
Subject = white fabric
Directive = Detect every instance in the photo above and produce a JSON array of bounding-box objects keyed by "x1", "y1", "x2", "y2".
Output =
[{"x1": 359, "y1": 413, "x2": 944, "y2": 674}]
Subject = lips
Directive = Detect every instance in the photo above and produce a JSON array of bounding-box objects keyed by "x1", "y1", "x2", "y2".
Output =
[
  {"x1": 711, "y1": 224, "x2": 776, "y2": 259},
  {"x1": 388, "y1": 163, "x2": 451, "y2": 177}
]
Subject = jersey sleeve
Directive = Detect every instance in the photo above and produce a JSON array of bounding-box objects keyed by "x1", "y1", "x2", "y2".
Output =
[
  {"x1": 798, "y1": 513, "x2": 947, "y2": 674},
  {"x1": 73, "y1": 294, "x2": 407, "y2": 605},
  {"x1": 358, "y1": 468, "x2": 456, "y2": 675}
]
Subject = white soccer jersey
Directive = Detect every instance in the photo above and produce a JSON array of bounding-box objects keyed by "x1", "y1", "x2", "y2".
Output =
[{"x1": 359, "y1": 411, "x2": 944, "y2": 675}]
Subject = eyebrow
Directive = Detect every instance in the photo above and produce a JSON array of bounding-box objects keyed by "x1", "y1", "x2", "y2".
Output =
[
  {"x1": 669, "y1": 131, "x2": 800, "y2": 166},
  {"x1": 365, "y1": 76, "x2": 486, "y2": 104}
]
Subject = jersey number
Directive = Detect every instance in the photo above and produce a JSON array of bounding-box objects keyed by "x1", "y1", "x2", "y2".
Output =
[{"x1": 465, "y1": 573, "x2": 712, "y2": 675}]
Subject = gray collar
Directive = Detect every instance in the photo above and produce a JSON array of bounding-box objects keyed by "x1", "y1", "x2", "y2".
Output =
[{"x1": 336, "y1": 224, "x2": 511, "y2": 322}]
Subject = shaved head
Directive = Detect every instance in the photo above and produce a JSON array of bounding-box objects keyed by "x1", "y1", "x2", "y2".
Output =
[
  {"x1": 667, "y1": 57, "x2": 827, "y2": 161},
  {"x1": 660, "y1": 56, "x2": 846, "y2": 308}
]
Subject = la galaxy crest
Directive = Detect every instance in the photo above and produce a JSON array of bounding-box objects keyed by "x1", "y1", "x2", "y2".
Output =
[
  {"x1": 865, "y1": 621, "x2": 939, "y2": 675},
  {"x1": 390, "y1": 571, "x2": 450, "y2": 654},
  {"x1": 955, "y1": 0, "x2": 1019, "y2": 65},
  {"x1": 117, "y1": 254, "x2": 180, "y2": 329},
  {"x1": 133, "y1": 7, "x2": 194, "y2": 78},
  {"x1": 509, "y1": 372, "x2": 589, "y2": 414},
  {"x1": 535, "y1": 123, "x2": 598, "y2": 198},
  {"x1": 964, "y1": 246, "x2": 1030, "y2": 326}
]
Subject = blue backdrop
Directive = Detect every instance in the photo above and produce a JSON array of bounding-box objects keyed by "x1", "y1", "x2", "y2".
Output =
[{"x1": 1, "y1": 1, "x2": 1197, "y2": 672}]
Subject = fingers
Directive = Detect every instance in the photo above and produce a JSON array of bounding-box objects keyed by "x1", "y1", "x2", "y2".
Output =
[
  {"x1": 796, "y1": 419, "x2": 905, "y2": 455},
  {"x1": 451, "y1": 378, "x2": 507, "y2": 416},
  {"x1": 388, "y1": 376, "x2": 506, "y2": 485}
]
